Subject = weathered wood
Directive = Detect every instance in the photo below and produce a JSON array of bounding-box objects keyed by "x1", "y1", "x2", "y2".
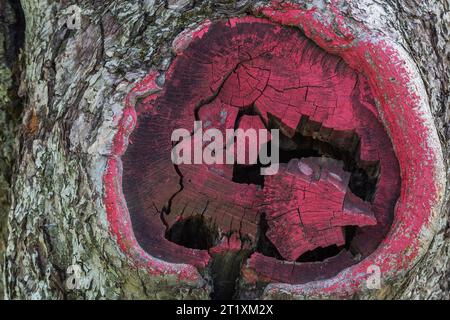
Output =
[
  {"x1": 121, "y1": 17, "x2": 398, "y2": 284},
  {"x1": 263, "y1": 157, "x2": 376, "y2": 262}
]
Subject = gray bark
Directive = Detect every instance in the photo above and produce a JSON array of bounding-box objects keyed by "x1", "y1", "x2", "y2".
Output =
[{"x1": 0, "y1": 0, "x2": 448, "y2": 299}]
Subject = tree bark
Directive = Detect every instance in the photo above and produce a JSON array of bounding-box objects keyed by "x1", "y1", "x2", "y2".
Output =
[
  {"x1": 0, "y1": 0, "x2": 24, "y2": 299},
  {"x1": 0, "y1": 0, "x2": 448, "y2": 299}
]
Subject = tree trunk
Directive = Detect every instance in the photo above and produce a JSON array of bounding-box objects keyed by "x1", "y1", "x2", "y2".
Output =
[{"x1": 0, "y1": 0, "x2": 448, "y2": 299}]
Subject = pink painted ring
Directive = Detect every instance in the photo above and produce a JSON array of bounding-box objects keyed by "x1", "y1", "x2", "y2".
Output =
[{"x1": 103, "y1": 0, "x2": 446, "y2": 297}]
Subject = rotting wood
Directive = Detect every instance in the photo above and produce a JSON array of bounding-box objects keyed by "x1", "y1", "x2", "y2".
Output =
[{"x1": 120, "y1": 16, "x2": 400, "y2": 293}]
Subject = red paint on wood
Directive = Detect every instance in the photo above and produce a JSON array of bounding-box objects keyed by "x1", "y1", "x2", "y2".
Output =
[
  {"x1": 250, "y1": 0, "x2": 443, "y2": 297},
  {"x1": 103, "y1": 0, "x2": 443, "y2": 296},
  {"x1": 123, "y1": 17, "x2": 397, "y2": 285},
  {"x1": 114, "y1": 16, "x2": 399, "y2": 282},
  {"x1": 245, "y1": 250, "x2": 356, "y2": 284},
  {"x1": 103, "y1": 72, "x2": 208, "y2": 281},
  {"x1": 263, "y1": 158, "x2": 376, "y2": 261}
]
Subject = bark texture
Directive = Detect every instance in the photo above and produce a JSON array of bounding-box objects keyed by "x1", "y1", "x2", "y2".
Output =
[
  {"x1": 0, "y1": 0, "x2": 448, "y2": 299},
  {"x1": 0, "y1": 0, "x2": 24, "y2": 299}
]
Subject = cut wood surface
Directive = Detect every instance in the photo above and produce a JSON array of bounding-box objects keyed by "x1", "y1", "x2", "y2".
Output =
[{"x1": 122, "y1": 17, "x2": 400, "y2": 286}]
